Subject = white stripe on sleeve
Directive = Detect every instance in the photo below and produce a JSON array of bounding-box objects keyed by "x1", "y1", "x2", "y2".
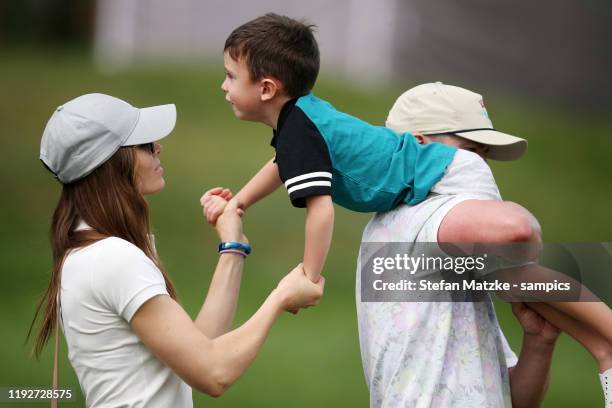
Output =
[
  {"x1": 287, "y1": 180, "x2": 332, "y2": 195},
  {"x1": 284, "y1": 172, "x2": 332, "y2": 187}
]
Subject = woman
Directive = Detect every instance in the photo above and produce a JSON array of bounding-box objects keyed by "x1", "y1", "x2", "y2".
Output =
[{"x1": 28, "y1": 93, "x2": 324, "y2": 407}]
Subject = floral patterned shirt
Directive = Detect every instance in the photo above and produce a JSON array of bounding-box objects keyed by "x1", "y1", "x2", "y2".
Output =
[{"x1": 356, "y1": 191, "x2": 517, "y2": 408}]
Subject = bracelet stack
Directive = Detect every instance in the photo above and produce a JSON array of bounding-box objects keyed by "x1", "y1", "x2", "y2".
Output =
[{"x1": 218, "y1": 242, "x2": 252, "y2": 258}]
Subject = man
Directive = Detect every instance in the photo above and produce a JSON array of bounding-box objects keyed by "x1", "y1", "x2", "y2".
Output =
[{"x1": 356, "y1": 83, "x2": 560, "y2": 407}]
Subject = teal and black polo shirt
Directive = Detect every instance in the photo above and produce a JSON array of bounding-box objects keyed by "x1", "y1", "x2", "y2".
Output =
[{"x1": 271, "y1": 93, "x2": 457, "y2": 212}]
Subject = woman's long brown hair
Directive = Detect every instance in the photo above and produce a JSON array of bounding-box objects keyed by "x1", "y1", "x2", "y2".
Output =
[{"x1": 27, "y1": 146, "x2": 178, "y2": 358}]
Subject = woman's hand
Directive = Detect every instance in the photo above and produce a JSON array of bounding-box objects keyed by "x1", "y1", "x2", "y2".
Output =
[
  {"x1": 213, "y1": 198, "x2": 248, "y2": 243},
  {"x1": 275, "y1": 263, "x2": 325, "y2": 314}
]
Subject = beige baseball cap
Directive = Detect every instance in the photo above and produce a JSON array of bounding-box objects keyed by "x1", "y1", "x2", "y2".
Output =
[{"x1": 386, "y1": 82, "x2": 527, "y2": 161}]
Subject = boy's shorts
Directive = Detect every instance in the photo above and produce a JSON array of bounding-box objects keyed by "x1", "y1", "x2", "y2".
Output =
[{"x1": 431, "y1": 149, "x2": 501, "y2": 201}]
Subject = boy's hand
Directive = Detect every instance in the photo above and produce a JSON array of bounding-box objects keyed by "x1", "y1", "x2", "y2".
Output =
[{"x1": 200, "y1": 187, "x2": 244, "y2": 225}]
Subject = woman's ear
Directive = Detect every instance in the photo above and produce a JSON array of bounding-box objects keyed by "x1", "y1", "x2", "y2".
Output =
[
  {"x1": 413, "y1": 133, "x2": 429, "y2": 145},
  {"x1": 260, "y1": 78, "x2": 282, "y2": 101}
]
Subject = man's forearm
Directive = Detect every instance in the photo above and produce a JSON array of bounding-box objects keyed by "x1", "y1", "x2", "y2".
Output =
[
  {"x1": 509, "y1": 335, "x2": 556, "y2": 408},
  {"x1": 195, "y1": 253, "x2": 244, "y2": 338},
  {"x1": 235, "y1": 158, "x2": 282, "y2": 209},
  {"x1": 303, "y1": 195, "x2": 334, "y2": 282}
]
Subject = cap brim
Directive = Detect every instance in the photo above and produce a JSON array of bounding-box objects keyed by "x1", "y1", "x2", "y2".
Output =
[
  {"x1": 122, "y1": 104, "x2": 176, "y2": 146},
  {"x1": 454, "y1": 129, "x2": 527, "y2": 161}
]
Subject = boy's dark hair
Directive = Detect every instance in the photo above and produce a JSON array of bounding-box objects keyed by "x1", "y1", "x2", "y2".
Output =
[{"x1": 224, "y1": 13, "x2": 320, "y2": 98}]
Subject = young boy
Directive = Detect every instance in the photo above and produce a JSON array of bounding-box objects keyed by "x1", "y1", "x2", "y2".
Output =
[{"x1": 205, "y1": 13, "x2": 500, "y2": 283}]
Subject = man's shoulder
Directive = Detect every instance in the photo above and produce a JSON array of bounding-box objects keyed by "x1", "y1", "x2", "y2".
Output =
[{"x1": 363, "y1": 195, "x2": 469, "y2": 243}]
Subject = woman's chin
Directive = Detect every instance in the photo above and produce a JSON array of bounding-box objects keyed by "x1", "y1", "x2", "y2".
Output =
[
  {"x1": 141, "y1": 178, "x2": 166, "y2": 195},
  {"x1": 155, "y1": 178, "x2": 166, "y2": 193}
]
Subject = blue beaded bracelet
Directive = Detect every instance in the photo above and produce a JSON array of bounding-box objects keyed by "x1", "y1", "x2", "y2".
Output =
[{"x1": 218, "y1": 242, "x2": 252, "y2": 255}]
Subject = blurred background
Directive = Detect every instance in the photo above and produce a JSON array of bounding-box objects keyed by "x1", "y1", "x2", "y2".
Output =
[{"x1": 1, "y1": 0, "x2": 611, "y2": 407}]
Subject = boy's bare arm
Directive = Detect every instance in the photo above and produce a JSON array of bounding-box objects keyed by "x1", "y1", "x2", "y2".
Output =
[
  {"x1": 234, "y1": 158, "x2": 282, "y2": 210},
  {"x1": 202, "y1": 159, "x2": 281, "y2": 225},
  {"x1": 303, "y1": 195, "x2": 334, "y2": 282}
]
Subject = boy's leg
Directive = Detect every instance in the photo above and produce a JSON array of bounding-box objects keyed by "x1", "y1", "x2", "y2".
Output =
[
  {"x1": 438, "y1": 198, "x2": 612, "y2": 344},
  {"x1": 437, "y1": 199, "x2": 540, "y2": 246},
  {"x1": 548, "y1": 301, "x2": 612, "y2": 345},
  {"x1": 527, "y1": 302, "x2": 612, "y2": 372}
]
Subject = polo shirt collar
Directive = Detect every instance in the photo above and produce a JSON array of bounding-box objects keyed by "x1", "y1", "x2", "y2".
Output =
[
  {"x1": 74, "y1": 219, "x2": 158, "y2": 254},
  {"x1": 75, "y1": 220, "x2": 92, "y2": 231},
  {"x1": 271, "y1": 97, "x2": 298, "y2": 147}
]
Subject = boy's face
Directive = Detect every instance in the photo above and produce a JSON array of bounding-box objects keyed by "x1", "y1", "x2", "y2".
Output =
[{"x1": 221, "y1": 52, "x2": 264, "y2": 121}]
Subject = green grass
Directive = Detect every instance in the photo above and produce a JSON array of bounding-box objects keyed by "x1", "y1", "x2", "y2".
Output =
[{"x1": 1, "y1": 47, "x2": 610, "y2": 407}]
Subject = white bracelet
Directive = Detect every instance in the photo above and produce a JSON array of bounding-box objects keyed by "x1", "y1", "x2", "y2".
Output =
[{"x1": 219, "y1": 249, "x2": 247, "y2": 257}]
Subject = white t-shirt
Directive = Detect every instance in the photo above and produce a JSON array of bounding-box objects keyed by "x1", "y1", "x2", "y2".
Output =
[
  {"x1": 356, "y1": 151, "x2": 518, "y2": 408},
  {"x1": 59, "y1": 231, "x2": 192, "y2": 408}
]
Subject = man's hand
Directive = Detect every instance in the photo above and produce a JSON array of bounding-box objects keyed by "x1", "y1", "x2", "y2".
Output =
[
  {"x1": 512, "y1": 302, "x2": 561, "y2": 344},
  {"x1": 200, "y1": 187, "x2": 244, "y2": 225}
]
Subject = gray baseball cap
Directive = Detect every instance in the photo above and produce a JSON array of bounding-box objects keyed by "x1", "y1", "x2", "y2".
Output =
[{"x1": 40, "y1": 93, "x2": 176, "y2": 183}]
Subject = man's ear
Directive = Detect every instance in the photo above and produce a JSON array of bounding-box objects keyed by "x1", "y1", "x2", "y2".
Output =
[
  {"x1": 260, "y1": 77, "x2": 282, "y2": 101},
  {"x1": 413, "y1": 133, "x2": 429, "y2": 145}
]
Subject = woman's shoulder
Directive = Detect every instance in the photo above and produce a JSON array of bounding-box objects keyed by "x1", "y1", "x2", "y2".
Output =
[
  {"x1": 62, "y1": 236, "x2": 165, "y2": 318},
  {"x1": 64, "y1": 236, "x2": 162, "y2": 291},
  {"x1": 67, "y1": 236, "x2": 151, "y2": 266}
]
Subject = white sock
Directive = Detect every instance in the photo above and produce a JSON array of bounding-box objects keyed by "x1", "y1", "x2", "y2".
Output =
[{"x1": 601, "y1": 368, "x2": 612, "y2": 408}]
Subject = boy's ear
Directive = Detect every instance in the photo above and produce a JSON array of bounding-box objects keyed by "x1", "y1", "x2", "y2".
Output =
[
  {"x1": 260, "y1": 77, "x2": 283, "y2": 101},
  {"x1": 413, "y1": 133, "x2": 428, "y2": 145}
]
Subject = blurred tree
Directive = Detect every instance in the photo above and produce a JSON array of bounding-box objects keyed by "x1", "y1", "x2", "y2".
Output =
[
  {"x1": 393, "y1": 0, "x2": 612, "y2": 111},
  {"x1": 1, "y1": 0, "x2": 95, "y2": 45}
]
